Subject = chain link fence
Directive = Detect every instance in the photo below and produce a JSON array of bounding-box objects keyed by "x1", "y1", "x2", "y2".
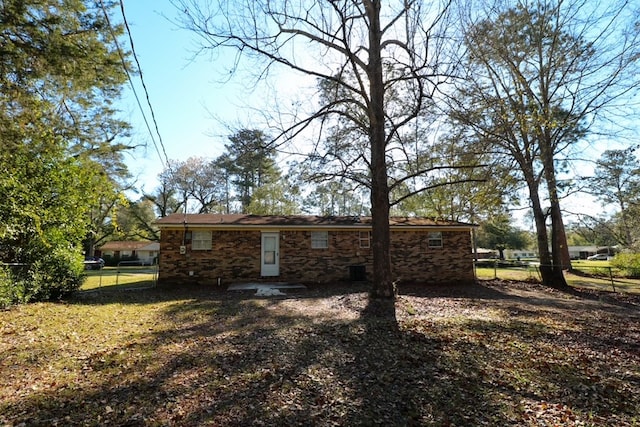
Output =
[
  {"x1": 474, "y1": 260, "x2": 640, "y2": 294},
  {"x1": 82, "y1": 261, "x2": 158, "y2": 291}
]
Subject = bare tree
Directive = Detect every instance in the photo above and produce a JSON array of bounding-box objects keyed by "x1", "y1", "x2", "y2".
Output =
[
  {"x1": 169, "y1": 157, "x2": 230, "y2": 213},
  {"x1": 144, "y1": 169, "x2": 184, "y2": 217},
  {"x1": 450, "y1": 0, "x2": 640, "y2": 289},
  {"x1": 174, "y1": 0, "x2": 456, "y2": 298}
]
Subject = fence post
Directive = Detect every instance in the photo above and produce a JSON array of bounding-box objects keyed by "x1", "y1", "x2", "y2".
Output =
[
  {"x1": 152, "y1": 262, "x2": 158, "y2": 288},
  {"x1": 608, "y1": 267, "x2": 616, "y2": 293}
]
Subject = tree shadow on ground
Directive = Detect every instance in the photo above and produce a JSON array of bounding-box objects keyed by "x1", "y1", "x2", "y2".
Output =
[
  {"x1": 2, "y1": 290, "x2": 510, "y2": 425},
  {"x1": 71, "y1": 281, "x2": 372, "y2": 308},
  {"x1": 400, "y1": 280, "x2": 640, "y2": 315},
  {"x1": 3, "y1": 281, "x2": 639, "y2": 426}
]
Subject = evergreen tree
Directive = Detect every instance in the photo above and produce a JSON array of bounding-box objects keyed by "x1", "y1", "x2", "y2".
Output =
[
  {"x1": 112, "y1": 198, "x2": 159, "y2": 241},
  {"x1": 476, "y1": 215, "x2": 530, "y2": 260},
  {"x1": 225, "y1": 129, "x2": 280, "y2": 213}
]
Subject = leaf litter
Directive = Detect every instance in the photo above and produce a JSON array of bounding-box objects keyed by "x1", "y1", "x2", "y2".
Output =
[{"x1": 0, "y1": 280, "x2": 638, "y2": 426}]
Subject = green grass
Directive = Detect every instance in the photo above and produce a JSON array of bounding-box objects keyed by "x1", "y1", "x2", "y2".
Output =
[
  {"x1": 1, "y1": 282, "x2": 638, "y2": 426},
  {"x1": 476, "y1": 261, "x2": 640, "y2": 294},
  {"x1": 572, "y1": 259, "x2": 611, "y2": 268},
  {"x1": 475, "y1": 265, "x2": 540, "y2": 281},
  {"x1": 564, "y1": 271, "x2": 640, "y2": 294},
  {"x1": 81, "y1": 266, "x2": 158, "y2": 291}
]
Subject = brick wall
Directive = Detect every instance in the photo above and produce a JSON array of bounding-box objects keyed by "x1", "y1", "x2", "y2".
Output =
[
  {"x1": 158, "y1": 228, "x2": 473, "y2": 285},
  {"x1": 279, "y1": 230, "x2": 372, "y2": 283},
  {"x1": 390, "y1": 231, "x2": 475, "y2": 284}
]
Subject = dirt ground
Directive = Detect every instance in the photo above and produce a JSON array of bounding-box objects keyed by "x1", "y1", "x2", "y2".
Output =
[
  {"x1": 296, "y1": 279, "x2": 640, "y2": 320},
  {"x1": 1, "y1": 279, "x2": 639, "y2": 426}
]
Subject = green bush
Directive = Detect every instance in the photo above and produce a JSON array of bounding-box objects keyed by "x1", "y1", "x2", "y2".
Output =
[
  {"x1": 609, "y1": 253, "x2": 640, "y2": 278},
  {"x1": 0, "y1": 264, "x2": 34, "y2": 307},
  {"x1": 0, "y1": 248, "x2": 85, "y2": 307},
  {"x1": 33, "y1": 247, "x2": 85, "y2": 300},
  {"x1": 0, "y1": 266, "x2": 13, "y2": 308}
]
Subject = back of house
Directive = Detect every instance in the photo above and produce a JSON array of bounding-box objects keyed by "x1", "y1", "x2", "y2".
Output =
[{"x1": 154, "y1": 214, "x2": 475, "y2": 286}]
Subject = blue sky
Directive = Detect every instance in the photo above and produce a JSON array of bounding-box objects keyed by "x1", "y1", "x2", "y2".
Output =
[
  {"x1": 118, "y1": 1, "x2": 314, "y2": 195},
  {"x1": 115, "y1": 1, "x2": 625, "y2": 223},
  {"x1": 118, "y1": 1, "x2": 243, "y2": 194}
]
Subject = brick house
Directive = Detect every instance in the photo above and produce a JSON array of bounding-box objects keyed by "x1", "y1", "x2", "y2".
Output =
[
  {"x1": 154, "y1": 214, "x2": 475, "y2": 285},
  {"x1": 98, "y1": 241, "x2": 160, "y2": 265}
]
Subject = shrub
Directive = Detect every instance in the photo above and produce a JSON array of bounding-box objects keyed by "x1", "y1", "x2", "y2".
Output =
[
  {"x1": 0, "y1": 247, "x2": 85, "y2": 307},
  {"x1": 0, "y1": 266, "x2": 13, "y2": 308},
  {"x1": 0, "y1": 264, "x2": 35, "y2": 307},
  {"x1": 609, "y1": 253, "x2": 640, "y2": 278},
  {"x1": 32, "y1": 247, "x2": 85, "y2": 300}
]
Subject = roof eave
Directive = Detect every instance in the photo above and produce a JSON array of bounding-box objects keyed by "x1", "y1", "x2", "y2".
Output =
[{"x1": 155, "y1": 223, "x2": 474, "y2": 231}]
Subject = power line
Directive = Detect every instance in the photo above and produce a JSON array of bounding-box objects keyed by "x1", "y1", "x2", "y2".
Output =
[
  {"x1": 117, "y1": 0, "x2": 171, "y2": 168},
  {"x1": 97, "y1": 0, "x2": 170, "y2": 170}
]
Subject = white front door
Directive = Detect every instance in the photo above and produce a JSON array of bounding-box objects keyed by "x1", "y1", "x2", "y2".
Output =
[{"x1": 261, "y1": 232, "x2": 280, "y2": 276}]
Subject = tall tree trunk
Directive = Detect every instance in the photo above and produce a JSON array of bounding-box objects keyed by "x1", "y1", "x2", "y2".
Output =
[
  {"x1": 525, "y1": 177, "x2": 555, "y2": 287},
  {"x1": 546, "y1": 192, "x2": 570, "y2": 287},
  {"x1": 551, "y1": 202, "x2": 571, "y2": 270},
  {"x1": 367, "y1": 0, "x2": 394, "y2": 299},
  {"x1": 619, "y1": 201, "x2": 633, "y2": 248},
  {"x1": 541, "y1": 139, "x2": 570, "y2": 288}
]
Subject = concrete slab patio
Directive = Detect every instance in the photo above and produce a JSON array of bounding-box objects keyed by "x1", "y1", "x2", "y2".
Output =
[{"x1": 227, "y1": 282, "x2": 307, "y2": 296}]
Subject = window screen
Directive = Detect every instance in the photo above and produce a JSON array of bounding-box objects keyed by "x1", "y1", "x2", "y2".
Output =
[
  {"x1": 192, "y1": 231, "x2": 212, "y2": 250},
  {"x1": 311, "y1": 231, "x2": 329, "y2": 249}
]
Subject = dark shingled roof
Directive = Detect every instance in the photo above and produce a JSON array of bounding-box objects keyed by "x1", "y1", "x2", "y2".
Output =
[{"x1": 154, "y1": 213, "x2": 473, "y2": 228}]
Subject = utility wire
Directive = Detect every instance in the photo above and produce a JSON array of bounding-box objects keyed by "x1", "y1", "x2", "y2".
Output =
[
  {"x1": 117, "y1": 0, "x2": 171, "y2": 168},
  {"x1": 97, "y1": 0, "x2": 170, "y2": 170}
]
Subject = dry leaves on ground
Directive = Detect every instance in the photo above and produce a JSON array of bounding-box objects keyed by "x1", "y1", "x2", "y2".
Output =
[{"x1": 0, "y1": 280, "x2": 638, "y2": 426}]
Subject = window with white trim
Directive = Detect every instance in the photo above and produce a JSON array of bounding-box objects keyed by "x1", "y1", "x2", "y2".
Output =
[
  {"x1": 427, "y1": 231, "x2": 443, "y2": 248},
  {"x1": 359, "y1": 231, "x2": 371, "y2": 248},
  {"x1": 311, "y1": 231, "x2": 329, "y2": 249},
  {"x1": 192, "y1": 231, "x2": 212, "y2": 250}
]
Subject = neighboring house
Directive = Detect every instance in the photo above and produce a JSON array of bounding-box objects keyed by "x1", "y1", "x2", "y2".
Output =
[
  {"x1": 474, "y1": 248, "x2": 498, "y2": 259},
  {"x1": 566, "y1": 246, "x2": 598, "y2": 260},
  {"x1": 569, "y1": 246, "x2": 619, "y2": 260},
  {"x1": 98, "y1": 241, "x2": 160, "y2": 265},
  {"x1": 503, "y1": 246, "x2": 616, "y2": 260},
  {"x1": 154, "y1": 214, "x2": 475, "y2": 285},
  {"x1": 503, "y1": 249, "x2": 539, "y2": 260}
]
